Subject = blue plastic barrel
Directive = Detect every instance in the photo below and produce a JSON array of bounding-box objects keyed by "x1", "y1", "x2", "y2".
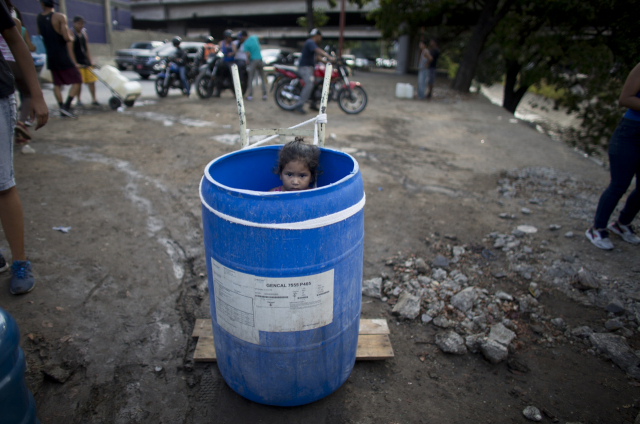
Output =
[
  {"x1": 0, "y1": 307, "x2": 40, "y2": 424},
  {"x1": 200, "y1": 145, "x2": 364, "y2": 406}
]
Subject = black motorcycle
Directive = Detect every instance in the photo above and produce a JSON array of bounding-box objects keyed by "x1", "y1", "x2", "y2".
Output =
[
  {"x1": 155, "y1": 57, "x2": 199, "y2": 98},
  {"x1": 194, "y1": 54, "x2": 248, "y2": 99}
]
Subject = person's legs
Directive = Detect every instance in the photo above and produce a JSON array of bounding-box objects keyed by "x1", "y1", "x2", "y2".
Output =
[
  {"x1": 293, "y1": 66, "x2": 314, "y2": 112},
  {"x1": 427, "y1": 68, "x2": 435, "y2": 98},
  {"x1": 417, "y1": 69, "x2": 427, "y2": 99},
  {"x1": 76, "y1": 83, "x2": 83, "y2": 105},
  {"x1": 53, "y1": 84, "x2": 63, "y2": 104},
  {"x1": 247, "y1": 60, "x2": 257, "y2": 98},
  {"x1": 0, "y1": 95, "x2": 25, "y2": 262},
  {"x1": 88, "y1": 82, "x2": 97, "y2": 103},
  {"x1": 593, "y1": 119, "x2": 640, "y2": 229},
  {"x1": 179, "y1": 66, "x2": 190, "y2": 94},
  {"x1": 257, "y1": 61, "x2": 268, "y2": 97}
]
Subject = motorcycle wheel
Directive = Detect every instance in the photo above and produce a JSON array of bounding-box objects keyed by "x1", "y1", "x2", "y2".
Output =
[
  {"x1": 274, "y1": 79, "x2": 300, "y2": 111},
  {"x1": 155, "y1": 77, "x2": 169, "y2": 98},
  {"x1": 338, "y1": 86, "x2": 367, "y2": 114},
  {"x1": 195, "y1": 74, "x2": 214, "y2": 99}
]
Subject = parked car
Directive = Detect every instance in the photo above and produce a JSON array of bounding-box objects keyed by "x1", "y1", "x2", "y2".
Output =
[
  {"x1": 132, "y1": 42, "x2": 205, "y2": 79},
  {"x1": 261, "y1": 47, "x2": 295, "y2": 66},
  {"x1": 115, "y1": 41, "x2": 165, "y2": 71}
]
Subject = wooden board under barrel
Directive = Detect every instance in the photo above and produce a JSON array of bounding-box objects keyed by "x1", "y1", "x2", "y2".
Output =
[{"x1": 191, "y1": 318, "x2": 394, "y2": 362}]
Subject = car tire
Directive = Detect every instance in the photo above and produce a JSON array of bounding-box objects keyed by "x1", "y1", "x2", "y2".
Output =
[{"x1": 138, "y1": 73, "x2": 150, "y2": 80}]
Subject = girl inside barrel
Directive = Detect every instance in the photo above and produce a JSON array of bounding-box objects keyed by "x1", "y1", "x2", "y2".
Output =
[{"x1": 270, "y1": 138, "x2": 321, "y2": 192}]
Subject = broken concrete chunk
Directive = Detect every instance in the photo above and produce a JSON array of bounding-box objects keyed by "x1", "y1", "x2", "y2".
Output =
[
  {"x1": 450, "y1": 287, "x2": 477, "y2": 313},
  {"x1": 523, "y1": 406, "x2": 542, "y2": 422},
  {"x1": 488, "y1": 323, "x2": 516, "y2": 346},
  {"x1": 495, "y1": 291, "x2": 513, "y2": 301},
  {"x1": 362, "y1": 277, "x2": 382, "y2": 299},
  {"x1": 432, "y1": 254, "x2": 450, "y2": 268},
  {"x1": 41, "y1": 365, "x2": 72, "y2": 384},
  {"x1": 480, "y1": 339, "x2": 509, "y2": 363},
  {"x1": 589, "y1": 333, "x2": 640, "y2": 379},
  {"x1": 465, "y1": 333, "x2": 485, "y2": 353},
  {"x1": 414, "y1": 257, "x2": 429, "y2": 274},
  {"x1": 605, "y1": 298, "x2": 625, "y2": 314},
  {"x1": 435, "y1": 331, "x2": 467, "y2": 355},
  {"x1": 432, "y1": 315, "x2": 452, "y2": 328},
  {"x1": 550, "y1": 318, "x2": 566, "y2": 329},
  {"x1": 519, "y1": 295, "x2": 539, "y2": 313},
  {"x1": 572, "y1": 268, "x2": 600, "y2": 290},
  {"x1": 432, "y1": 268, "x2": 447, "y2": 281},
  {"x1": 571, "y1": 326, "x2": 593, "y2": 338},
  {"x1": 391, "y1": 291, "x2": 421, "y2": 319}
]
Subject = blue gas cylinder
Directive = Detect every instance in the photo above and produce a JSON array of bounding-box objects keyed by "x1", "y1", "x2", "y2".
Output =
[
  {"x1": 0, "y1": 307, "x2": 40, "y2": 424},
  {"x1": 200, "y1": 145, "x2": 364, "y2": 406}
]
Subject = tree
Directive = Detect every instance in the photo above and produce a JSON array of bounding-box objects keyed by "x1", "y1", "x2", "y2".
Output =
[
  {"x1": 300, "y1": 0, "x2": 371, "y2": 33},
  {"x1": 297, "y1": 7, "x2": 331, "y2": 29},
  {"x1": 450, "y1": 0, "x2": 515, "y2": 92},
  {"x1": 475, "y1": 0, "x2": 640, "y2": 152}
]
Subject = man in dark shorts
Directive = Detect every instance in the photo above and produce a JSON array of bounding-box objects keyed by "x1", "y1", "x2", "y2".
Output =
[
  {"x1": 0, "y1": 0, "x2": 49, "y2": 294},
  {"x1": 37, "y1": 0, "x2": 81, "y2": 118}
]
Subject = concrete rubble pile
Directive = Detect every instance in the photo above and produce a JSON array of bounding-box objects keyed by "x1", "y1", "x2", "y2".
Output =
[{"x1": 361, "y1": 168, "x2": 640, "y2": 378}]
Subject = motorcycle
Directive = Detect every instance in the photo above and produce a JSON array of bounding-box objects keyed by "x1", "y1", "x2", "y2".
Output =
[
  {"x1": 271, "y1": 57, "x2": 367, "y2": 114},
  {"x1": 155, "y1": 57, "x2": 199, "y2": 98},
  {"x1": 194, "y1": 54, "x2": 248, "y2": 99}
]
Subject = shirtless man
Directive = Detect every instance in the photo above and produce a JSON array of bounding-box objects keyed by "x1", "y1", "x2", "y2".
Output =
[{"x1": 37, "y1": 0, "x2": 81, "y2": 118}]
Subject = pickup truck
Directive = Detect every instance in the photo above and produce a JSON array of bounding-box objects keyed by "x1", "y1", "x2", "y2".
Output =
[{"x1": 115, "y1": 41, "x2": 165, "y2": 72}]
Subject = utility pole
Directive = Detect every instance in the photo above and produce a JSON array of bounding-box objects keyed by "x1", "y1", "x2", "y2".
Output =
[
  {"x1": 338, "y1": 0, "x2": 345, "y2": 57},
  {"x1": 58, "y1": 0, "x2": 66, "y2": 15},
  {"x1": 105, "y1": 0, "x2": 113, "y2": 51}
]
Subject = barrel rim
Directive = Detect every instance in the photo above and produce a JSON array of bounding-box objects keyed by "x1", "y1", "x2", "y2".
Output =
[{"x1": 203, "y1": 145, "x2": 359, "y2": 197}]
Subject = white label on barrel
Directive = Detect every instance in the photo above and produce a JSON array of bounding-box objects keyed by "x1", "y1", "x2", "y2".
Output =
[{"x1": 211, "y1": 258, "x2": 334, "y2": 345}]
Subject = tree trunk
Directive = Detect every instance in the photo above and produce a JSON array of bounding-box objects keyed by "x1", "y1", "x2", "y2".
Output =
[
  {"x1": 451, "y1": 0, "x2": 515, "y2": 93},
  {"x1": 306, "y1": 0, "x2": 314, "y2": 33},
  {"x1": 502, "y1": 60, "x2": 529, "y2": 114}
]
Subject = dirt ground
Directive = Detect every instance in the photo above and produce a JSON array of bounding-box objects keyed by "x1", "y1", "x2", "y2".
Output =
[{"x1": 1, "y1": 69, "x2": 639, "y2": 424}]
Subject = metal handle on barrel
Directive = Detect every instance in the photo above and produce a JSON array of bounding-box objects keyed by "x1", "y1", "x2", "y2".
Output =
[{"x1": 231, "y1": 62, "x2": 332, "y2": 150}]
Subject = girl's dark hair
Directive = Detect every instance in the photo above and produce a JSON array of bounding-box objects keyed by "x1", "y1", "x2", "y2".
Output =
[{"x1": 274, "y1": 138, "x2": 321, "y2": 184}]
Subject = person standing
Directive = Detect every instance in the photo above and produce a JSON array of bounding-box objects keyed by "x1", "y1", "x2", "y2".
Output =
[
  {"x1": 37, "y1": 0, "x2": 81, "y2": 118},
  {"x1": 585, "y1": 62, "x2": 640, "y2": 249},
  {"x1": 171, "y1": 37, "x2": 190, "y2": 96},
  {"x1": 213, "y1": 29, "x2": 236, "y2": 97},
  {"x1": 72, "y1": 16, "x2": 98, "y2": 106},
  {"x1": 292, "y1": 28, "x2": 334, "y2": 115},
  {"x1": 425, "y1": 38, "x2": 439, "y2": 99},
  {"x1": 242, "y1": 31, "x2": 267, "y2": 101},
  {"x1": 0, "y1": 0, "x2": 49, "y2": 294},
  {"x1": 234, "y1": 30, "x2": 248, "y2": 69},
  {"x1": 2, "y1": 0, "x2": 34, "y2": 144},
  {"x1": 416, "y1": 41, "x2": 429, "y2": 100}
]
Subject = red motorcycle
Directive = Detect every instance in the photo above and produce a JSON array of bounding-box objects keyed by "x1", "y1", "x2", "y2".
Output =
[{"x1": 271, "y1": 58, "x2": 367, "y2": 114}]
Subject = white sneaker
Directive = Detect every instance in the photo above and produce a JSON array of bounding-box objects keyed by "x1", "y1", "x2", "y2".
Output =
[
  {"x1": 21, "y1": 144, "x2": 36, "y2": 154},
  {"x1": 585, "y1": 227, "x2": 614, "y2": 250},
  {"x1": 607, "y1": 222, "x2": 640, "y2": 245}
]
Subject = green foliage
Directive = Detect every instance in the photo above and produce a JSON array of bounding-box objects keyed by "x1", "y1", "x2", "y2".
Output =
[
  {"x1": 528, "y1": 82, "x2": 565, "y2": 101},
  {"x1": 297, "y1": 7, "x2": 330, "y2": 28},
  {"x1": 474, "y1": 0, "x2": 639, "y2": 154}
]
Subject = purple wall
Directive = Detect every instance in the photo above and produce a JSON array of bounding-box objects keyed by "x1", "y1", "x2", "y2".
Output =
[{"x1": 13, "y1": 0, "x2": 131, "y2": 44}]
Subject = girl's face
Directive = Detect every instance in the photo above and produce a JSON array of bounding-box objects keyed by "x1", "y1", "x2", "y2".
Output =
[{"x1": 280, "y1": 160, "x2": 312, "y2": 191}]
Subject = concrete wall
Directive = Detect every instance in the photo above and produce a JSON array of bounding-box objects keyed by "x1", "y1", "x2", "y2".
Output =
[{"x1": 15, "y1": 0, "x2": 132, "y2": 44}]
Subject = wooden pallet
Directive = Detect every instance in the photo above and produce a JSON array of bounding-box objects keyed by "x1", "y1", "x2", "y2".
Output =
[{"x1": 191, "y1": 318, "x2": 394, "y2": 362}]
